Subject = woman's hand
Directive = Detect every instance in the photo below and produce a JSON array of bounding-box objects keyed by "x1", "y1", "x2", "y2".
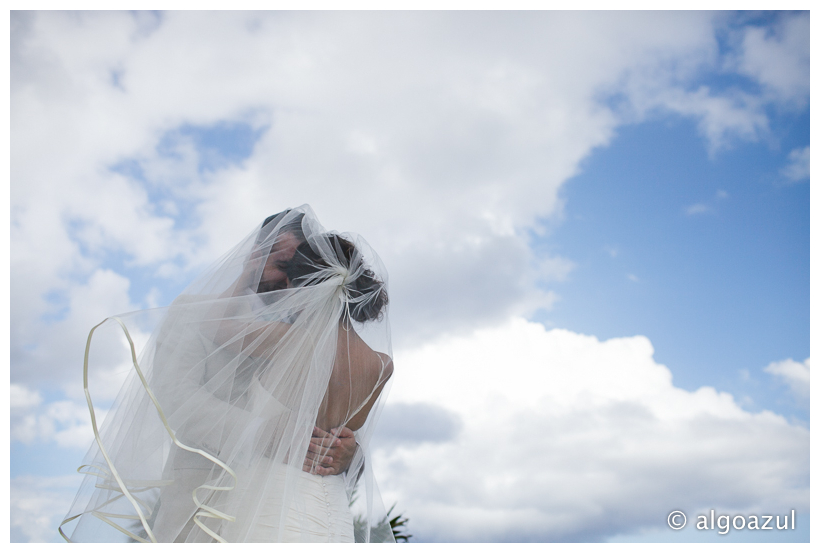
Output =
[{"x1": 302, "y1": 426, "x2": 357, "y2": 476}]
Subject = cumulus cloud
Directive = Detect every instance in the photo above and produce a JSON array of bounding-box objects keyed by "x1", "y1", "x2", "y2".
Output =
[
  {"x1": 377, "y1": 319, "x2": 809, "y2": 541},
  {"x1": 734, "y1": 13, "x2": 810, "y2": 106},
  {"x1": 11, "y1": 474, "x2": 84, "y2": 543},
  {"x1": 535, "y1": 255, "x2": 575, "y2": 284},
  {"x1": 12, "y1": 268, "x2": 140, "y2": 389},
  {"x1": 10, "y1": 11, "x2": 809, "y2": 543},
  {"x1": 11, "y1": 383, "x2": 42, "y2": 410},
  {"x1": 764, "y1": 357, "x2": 809, "y2": 402},
  {"x1": 12, "y1": 11, "x2": 808, "y2": 385},
  {"x1": 662, "y1": 87, "x2": 769, "y2": 153},
  {"x1": 781, "y1": 146, "x2": 809, "y2": 182},
  {"x1": 13, "y1": 400, "x2": 94, "y2": 449},
  {"x1": 611, "y1": 12, "x2": 808, "y2": 153},
  {"x1": 11, "y1": 383, "x2": 96, "y2": 449},
  {"x1": 374, "y1": 402, "x2": 463, "y2": 446}
]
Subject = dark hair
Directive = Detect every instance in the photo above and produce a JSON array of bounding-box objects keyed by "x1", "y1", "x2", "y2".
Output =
[
  {"x1": 286, "y1": 235, "x2": 388, "y2": 323},
  {"x1": 258, "y1": 210, "x2": 306, "y2": 244}
]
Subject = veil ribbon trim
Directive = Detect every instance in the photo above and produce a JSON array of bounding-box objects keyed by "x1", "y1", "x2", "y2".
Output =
[
  {"x1": 58, "y1": 316, "x2": 238, "y2": 543},
  {"x1": 59, "y1": 207, "x2": 395, "y2": 543}
]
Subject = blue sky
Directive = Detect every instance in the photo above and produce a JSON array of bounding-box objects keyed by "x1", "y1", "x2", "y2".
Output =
[
  {"x1": 10, "y1": 10, "x2": 810, "y2": 543},
  {"x1": 540, "y1": 114, "x2": 809, "y2": 421}
]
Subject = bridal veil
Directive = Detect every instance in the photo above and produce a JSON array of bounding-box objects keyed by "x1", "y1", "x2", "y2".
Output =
[{"x1": 59, "y1": 206, "x2": 395, "y2": 542}]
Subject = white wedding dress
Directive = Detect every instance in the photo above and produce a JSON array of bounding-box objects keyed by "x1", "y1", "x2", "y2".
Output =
[
  {"x1": 218, "y1": 376, "x2": 356, "y2": 543},
  {"x1": 228, "y1": 463, "x2": 354, "y2": 542},
  {"x1": 60, "y1": 207, "x2": 394, "y2": 543}
]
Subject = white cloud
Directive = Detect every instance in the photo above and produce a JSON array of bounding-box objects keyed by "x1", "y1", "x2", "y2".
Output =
[
  {"x1": 12, "y1": 268, "x2": 140, "y2": 389},
  {"x1": 735, "y1": 13, "x2": 810, "y2": 106},
  {"x1": 685, "y1": 203, "x2": 711, "y2": 216},
  {"x1": 610, "y1": 13, "x2": 808, "y2": 154},
  {"x1": 376, "y1": 319, "x2": 809, "y2": 541},
  {"x1": 9, "y1": 12, "x2": 809, "y2": 542},
  {"x1": 10, "y1": 381, "x2": 95, "y2": 449},
  {"x1": 10, "y1": 383, "x2": 42, "y2": 410},
  {"x1": 536, "y1": 255, "x2": 575, "y2": 284},
  {"x1": 12, "y1": 11, "x2": 807, "y2": 376},
  {"x1": 13, "y1": 11, "x2": 807, "y2": 383},
  {"x1": 764, "y1": 357, "x2": 809, "y2": 400},
  {"x1": 663, "y1": 87, "x2": 768, "y2": 153},
  {"x1": 11, "y1": 474, "x2": 84, "y2": 543},
  {"x1": 685, "y1": 189, "x2": 731, "y2": 217},
  {"x1": 781, "y1": 146, "x2": 809, "y2": 182}
]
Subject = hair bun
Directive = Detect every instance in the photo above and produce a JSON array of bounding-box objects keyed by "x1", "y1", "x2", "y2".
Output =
[
  {"x1": 287, "y1": 234, "x2": 388, "y2": 323},
  {"x1": 345, "y1": 263, "x2": 388, "y2": 323}
]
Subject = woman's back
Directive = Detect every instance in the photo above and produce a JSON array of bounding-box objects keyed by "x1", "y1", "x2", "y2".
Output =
[
  {"x1": 60, "y1": 207, "x2": 396, "y2": 543},
  {"x1": 318, "y1": 325, "x2": 393, "y2": 431}
]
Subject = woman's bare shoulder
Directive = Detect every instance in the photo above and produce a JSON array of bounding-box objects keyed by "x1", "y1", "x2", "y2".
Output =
[
  {"x1": 340, "y1": 328, "x2": 393, "y2": 381},
  {"x1": 373, "y1": 351, "x2": 394, "y2": 379}
]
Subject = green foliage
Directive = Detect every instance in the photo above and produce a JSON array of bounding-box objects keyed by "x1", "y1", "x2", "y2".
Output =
[
  {"x1": 350, "y1": 487, "x2": 412, "y2": 542},
  {"x1": 385, "y1": 503, "x2": 412, "y2": 542}
]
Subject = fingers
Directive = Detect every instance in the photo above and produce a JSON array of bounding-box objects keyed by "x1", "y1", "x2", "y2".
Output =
[
  {"x1": 302, "y1": 455, "x2": 339, "y2": 476},
  {"x1": 308, "y1": 439, "x2": 340, "y2": 454},
  {"x1": 332, "y1": 426, "x2": 355, "y2": 439},
  {"x1": 303, "y1": 456, "x2": 332, "y2": 468},
  {"x1": 311, "y1": 427, "x2": 341, "y2": 447},
  {"x1": 304, "y1": 427, "x2": 349, "y2": 475},
  {"x1": 304, "y1": 451, "x2": 334, "y2": 466},
  {"x1": 302, "y1": 427, "x2": 355, "y2": 476},
  {"x1": 302, "y1": 460, "x2": 333, "y2": 475},
  {"x1": 303, "y1": 464, "x2": 335, "y2": 476},
  {"x1": 306, "y1": 441, "x2": 325, "y2": 455},
  {"x1": 311, "y1": 426, "x2": 334, "y2": 439}
]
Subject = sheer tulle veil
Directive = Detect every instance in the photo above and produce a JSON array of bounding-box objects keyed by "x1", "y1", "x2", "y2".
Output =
[{"x1": 60, "y1": 206, "x2": 395, "y2": 542}]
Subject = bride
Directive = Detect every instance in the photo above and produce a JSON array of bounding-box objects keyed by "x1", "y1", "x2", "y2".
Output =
[{"x1": 60, "y1": 207, "x2": 396, "y2": 542}]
